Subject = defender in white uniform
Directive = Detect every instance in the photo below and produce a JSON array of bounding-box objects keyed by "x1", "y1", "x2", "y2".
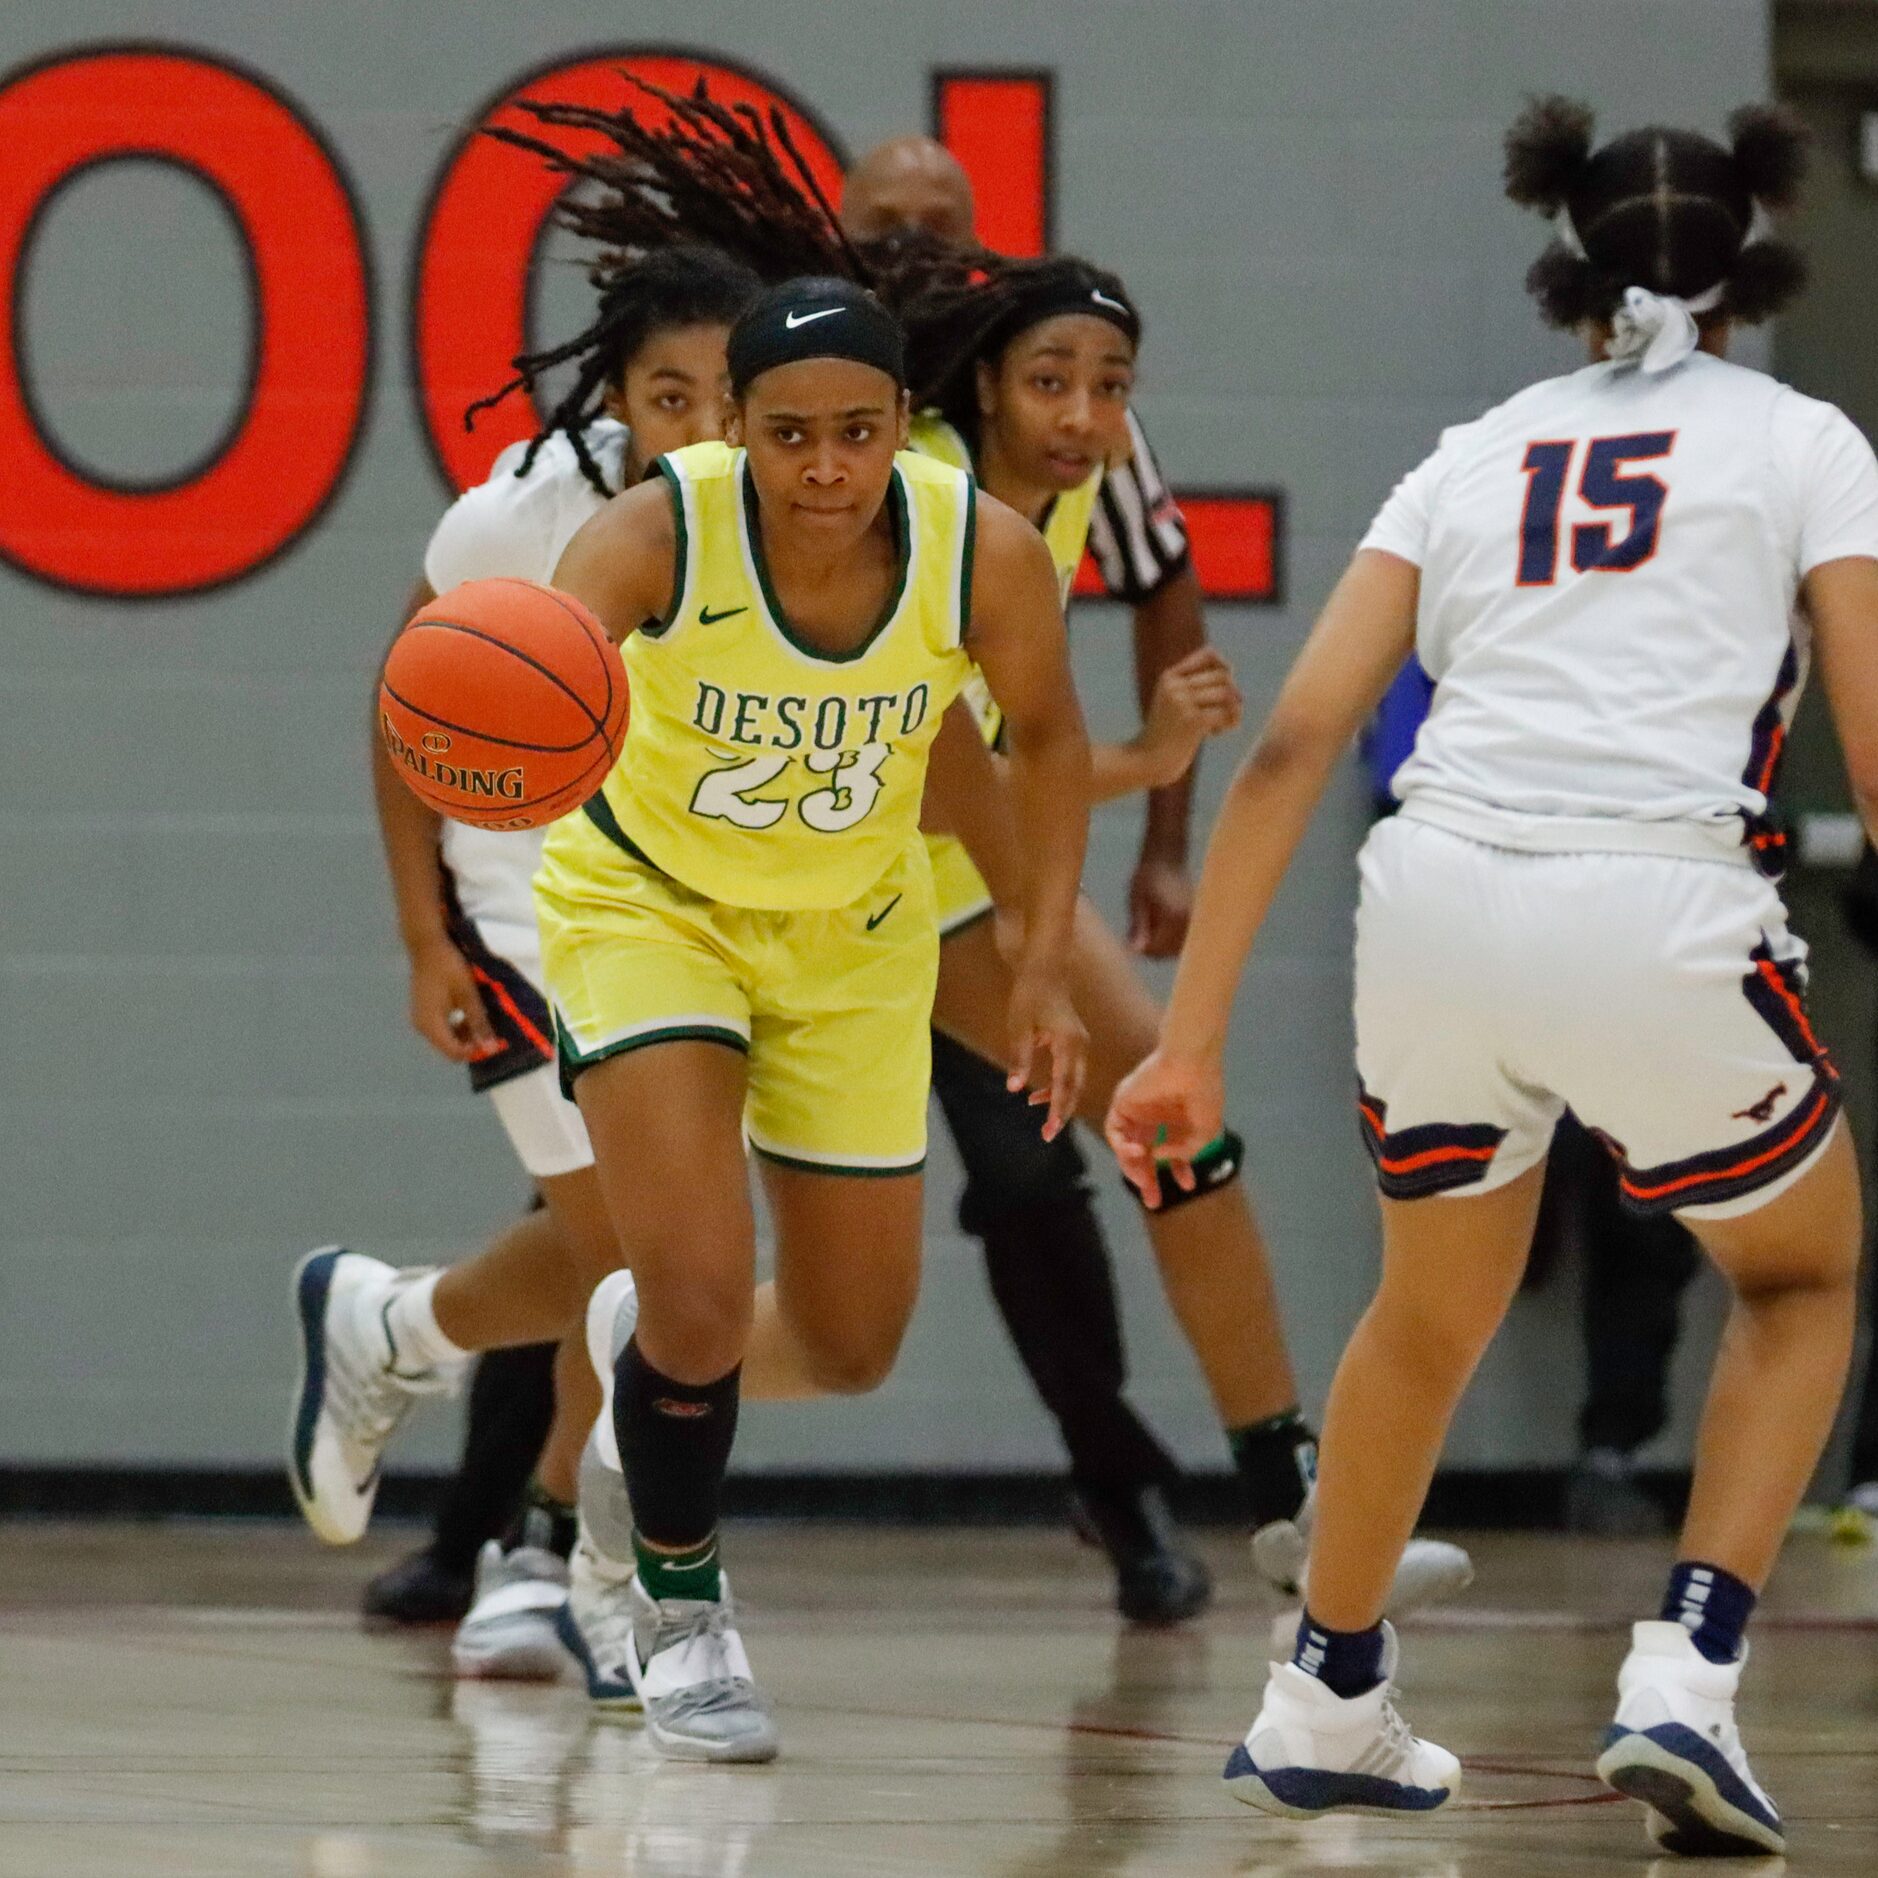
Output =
[
  {"x1": 421, "y1": 421, "x2": 631, "y2": 1176},
  {"x1": 1356, "y1": 346, "x2": 1876, "y2": 1217},
  {"x1": 1109, "y1": 99, "x2": 1877, "y2": 1858}
]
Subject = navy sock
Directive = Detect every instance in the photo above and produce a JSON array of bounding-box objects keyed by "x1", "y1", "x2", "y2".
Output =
[
  {"x1": 1293, "y1": 1610, "x2": 1386, "y2": 1698},
  {"x1": 1661, "y1": 1560, "x2": 1756, "y2": 1664}
]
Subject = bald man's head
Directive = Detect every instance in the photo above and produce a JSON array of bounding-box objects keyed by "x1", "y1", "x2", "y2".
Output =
[{"x1": 841, "y1": 136, "x2": 976, "y2": 247}]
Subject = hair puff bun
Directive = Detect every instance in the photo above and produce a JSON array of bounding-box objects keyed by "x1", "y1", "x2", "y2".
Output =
[
  {"x1": 1504, "y1": 95, "x2": 1596, "y2": 214},
  {"x1": 1727, "y1": 104, "x2": 1809, "y2": 211}
]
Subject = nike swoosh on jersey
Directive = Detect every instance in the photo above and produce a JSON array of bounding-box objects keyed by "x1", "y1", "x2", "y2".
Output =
[
  {"x1": 785, "y1": 307, "x2": 842, "y2": 329},
  {"x1": 865, "y1": 893, "x2": 903, "y2": 931},
  {"x1": 698, "y1": 604, "x2": 748, "y2": 625}
]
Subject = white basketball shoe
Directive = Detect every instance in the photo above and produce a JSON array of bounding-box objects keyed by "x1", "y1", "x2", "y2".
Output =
[
  {"x1": 288, "y1": 1247, "x2": 464, "y2": 1543},
  {"x1": 1596, "y1": 1620, "x2": 1783, "y2": 1857},
  {"x1": 451, "y1": 1539, "x2": 577, "y2": 1681},
  {"x1": 1225, "y1": 1622, "x2": 1460, "y2": 1818}
]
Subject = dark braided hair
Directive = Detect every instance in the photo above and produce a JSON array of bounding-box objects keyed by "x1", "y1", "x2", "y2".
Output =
[
  {"x1": 479, "y1": 75, "x2": 1140, "y2": 456},
  {"x1": 485, "y1": 74, "x2": 866, "y2": 290},
  {"x1": 463, "y1": 244, "x2": 761, "y2": 496},
  {"x1": 876, "y1": 246, "x2": 1142, "y2": 450},
  {"x1": 1505, "y1": 95, "x2": 1808, "y2": 330}
]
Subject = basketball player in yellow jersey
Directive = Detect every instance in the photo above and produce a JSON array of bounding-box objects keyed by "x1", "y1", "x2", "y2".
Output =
[{"x1": 534, "y1": 278, "x2": 1090, "y2": 1762}]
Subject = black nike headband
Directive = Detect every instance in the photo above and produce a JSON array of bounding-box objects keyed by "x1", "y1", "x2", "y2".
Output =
[
  {"x1": 727, "y1": 277, "x2": 907, "y2": 398},
  {"x1": 979, "y1": 272, "x2": 1143, "y2": 361}
]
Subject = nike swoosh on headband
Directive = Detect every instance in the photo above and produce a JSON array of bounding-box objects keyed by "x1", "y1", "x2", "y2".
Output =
[
  {"x1": 1090, "y1": 290, "x2": 1129, "y2": 313},
  {"x1": 784, "y1": 307, "x2": 843, "y2": 329}
]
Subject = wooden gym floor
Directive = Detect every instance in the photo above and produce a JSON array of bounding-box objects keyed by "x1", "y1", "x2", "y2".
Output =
[{"x1": 2, "y1": 1521, "x2": 1874, "y2": 1877}]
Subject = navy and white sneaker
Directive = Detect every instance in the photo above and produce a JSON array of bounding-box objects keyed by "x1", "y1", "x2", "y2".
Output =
[
  {"x1": 1224, "y1": 1623, "x2": 1459, "y2": 1819},
  {"x1": 288, "y1": 1248, "x2": 463, "y2": 1544},
  {"x1": 451, "y1": 1540, "x2": 576, "y2": 1681},
  {"x1": 557, "y1": 1534, "x2": 645, "y2": 1713},
  {"x1": 1596, "y1": 1620, "x2": 1784, "y2": 1858}
]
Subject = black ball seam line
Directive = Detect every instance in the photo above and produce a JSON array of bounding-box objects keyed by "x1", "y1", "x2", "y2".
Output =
[
  {"x1": 495, "y1": 576, "x2": 619, "y2": 723},
  {"x1": 397, "y1": 613, "x2": 608, "y2": 738}
]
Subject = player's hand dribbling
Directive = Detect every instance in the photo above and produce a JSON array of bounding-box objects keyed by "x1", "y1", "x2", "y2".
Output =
[
  {"x1": 1105, "y1": 1047, "x2": 1226, "y2": 1209},
  {"x1": 408, "y1": 935, "x2": 499, "y2": 1064},
  {"x1": 1005, "y1": 966, "x2": 1088, "y2": 1142}
]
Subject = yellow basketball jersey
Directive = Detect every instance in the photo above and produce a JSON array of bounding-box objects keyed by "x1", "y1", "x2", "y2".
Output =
[
  {"x1": 907, "y1": 412, "x2": 1099, "y2": 747},
  {"x1": 584, "y1": 440, "x2": 975, "y2": 911}
]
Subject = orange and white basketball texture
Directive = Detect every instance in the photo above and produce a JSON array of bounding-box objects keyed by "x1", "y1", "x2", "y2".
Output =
[{"x1": 379, "y1": 578, "x2": 629, "y2": 830}]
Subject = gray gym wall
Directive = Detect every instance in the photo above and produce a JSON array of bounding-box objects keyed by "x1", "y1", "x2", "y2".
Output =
[{"x1": 0, "y1": 1, "x2": 1772, "y2": 1476}]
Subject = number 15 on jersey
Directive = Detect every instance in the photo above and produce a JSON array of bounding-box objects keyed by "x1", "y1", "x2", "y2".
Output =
[{"x1": 1517, "y1": 431, "x2": 1676, "y2": 586}]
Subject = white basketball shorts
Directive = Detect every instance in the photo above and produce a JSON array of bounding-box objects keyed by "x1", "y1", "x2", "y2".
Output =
[
  {"x1": 441, "y1": 885, "x2": 595, "y2": 1181},
  {"x1": 1353, "y1": 817, "x2": 1840, "y2": 1219}
]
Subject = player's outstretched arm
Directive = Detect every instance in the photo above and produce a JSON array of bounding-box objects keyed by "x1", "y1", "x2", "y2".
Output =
[
  {"x1": 371, "y1": 575, "x2": 497, "y2": 1065},
  {"x1": 965, "y1": 497, "x2": 1094, "y2": 1138},
  {"x1": 548, "y1": 479, "x2": 679, "y2": 643},
  {"x1": 1106, "y1": 548, "x2": 1417, "y2": 1205},
  {"x1": 1807, "y1": 554, "x2": 1878, "y2": 851}
]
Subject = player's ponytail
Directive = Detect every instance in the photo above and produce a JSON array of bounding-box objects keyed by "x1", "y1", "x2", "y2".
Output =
[{"x1": 1506, "y1": 95, "x2": 1809, "y2": 348}]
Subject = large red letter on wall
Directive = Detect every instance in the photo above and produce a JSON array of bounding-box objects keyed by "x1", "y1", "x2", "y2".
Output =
[
  {"x1": 414, "y1": 53, "x2": 847, "y2": 495},
  {"x1": 0, "y1": 47, "x2": 371, "y2": 597},
  {"x1": 931, "y1": 71, "x2": 1052, "y2": 257}
]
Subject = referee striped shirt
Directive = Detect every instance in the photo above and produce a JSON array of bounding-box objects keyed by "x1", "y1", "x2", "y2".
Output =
[{"x1": 1087, "y1": 410, "x2": 1192, "y2": 602}]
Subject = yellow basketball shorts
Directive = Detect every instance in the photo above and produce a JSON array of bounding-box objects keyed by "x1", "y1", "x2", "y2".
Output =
[
  {"x1": 536, "y1": 810, "x2": 939, "y2": 1176},
  {"x1": 925, "y1": 832, "x2": 994, "y2": 938}
]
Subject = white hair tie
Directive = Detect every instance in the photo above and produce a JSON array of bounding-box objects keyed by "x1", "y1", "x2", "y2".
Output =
[{"x1": 1606, "y1": 284, "x2": 1721, "y2": 373}]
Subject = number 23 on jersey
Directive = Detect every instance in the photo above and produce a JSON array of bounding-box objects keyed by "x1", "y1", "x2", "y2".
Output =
[
  {"x1": 686, "y1": 678, "x2": 930, "y2": 835},
  {"x1": 1517, "y1": 431, "x2": 1675, "y2": 586}
]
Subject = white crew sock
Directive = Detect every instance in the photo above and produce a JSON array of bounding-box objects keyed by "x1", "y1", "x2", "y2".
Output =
[{"x1": 384, "y1": 1269, "x2": 470, "y2": 1372}]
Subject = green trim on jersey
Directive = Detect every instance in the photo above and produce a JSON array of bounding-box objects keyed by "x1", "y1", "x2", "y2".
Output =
[
  {"x1": 956, "y1": 478, "x2": 977, "y2": 645},
  {"x1": 739, "y1": 459, "x2": 911, "y2": 665},
  {"x1": 641, "y1": 456, "x2": 689, "y2": 638},
  {"x1": 581, "y1": 793, "x2": 664, "y2": 873}
]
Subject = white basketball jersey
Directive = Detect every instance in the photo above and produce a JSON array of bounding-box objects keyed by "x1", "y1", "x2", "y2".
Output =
[
  {"x1": 420, "y1": 422, "x2": 629, "y2": 957},
  {"x1": 1364, "y1": 353, "x2": 1878, "y2": 867}
]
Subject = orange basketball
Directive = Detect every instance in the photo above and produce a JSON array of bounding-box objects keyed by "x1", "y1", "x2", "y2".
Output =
[{"x1": 379, "y1": 578, "x2": 629, "y2": 830}]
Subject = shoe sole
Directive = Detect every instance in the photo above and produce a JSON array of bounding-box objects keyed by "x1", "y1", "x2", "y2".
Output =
[
  {"x1": 1224, "y1": 1766, "x2": 1456, "y2": 1820},
  {"x1": 1597, "y1": 1727, "x2": 1784, "y2": 1857},
  {"x1": 644, "y1": 1716, "x2": 781, "y2": 1765},
  {"x1": 287, "y1": 1247, "x2": 363, "y2": 1547}
]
